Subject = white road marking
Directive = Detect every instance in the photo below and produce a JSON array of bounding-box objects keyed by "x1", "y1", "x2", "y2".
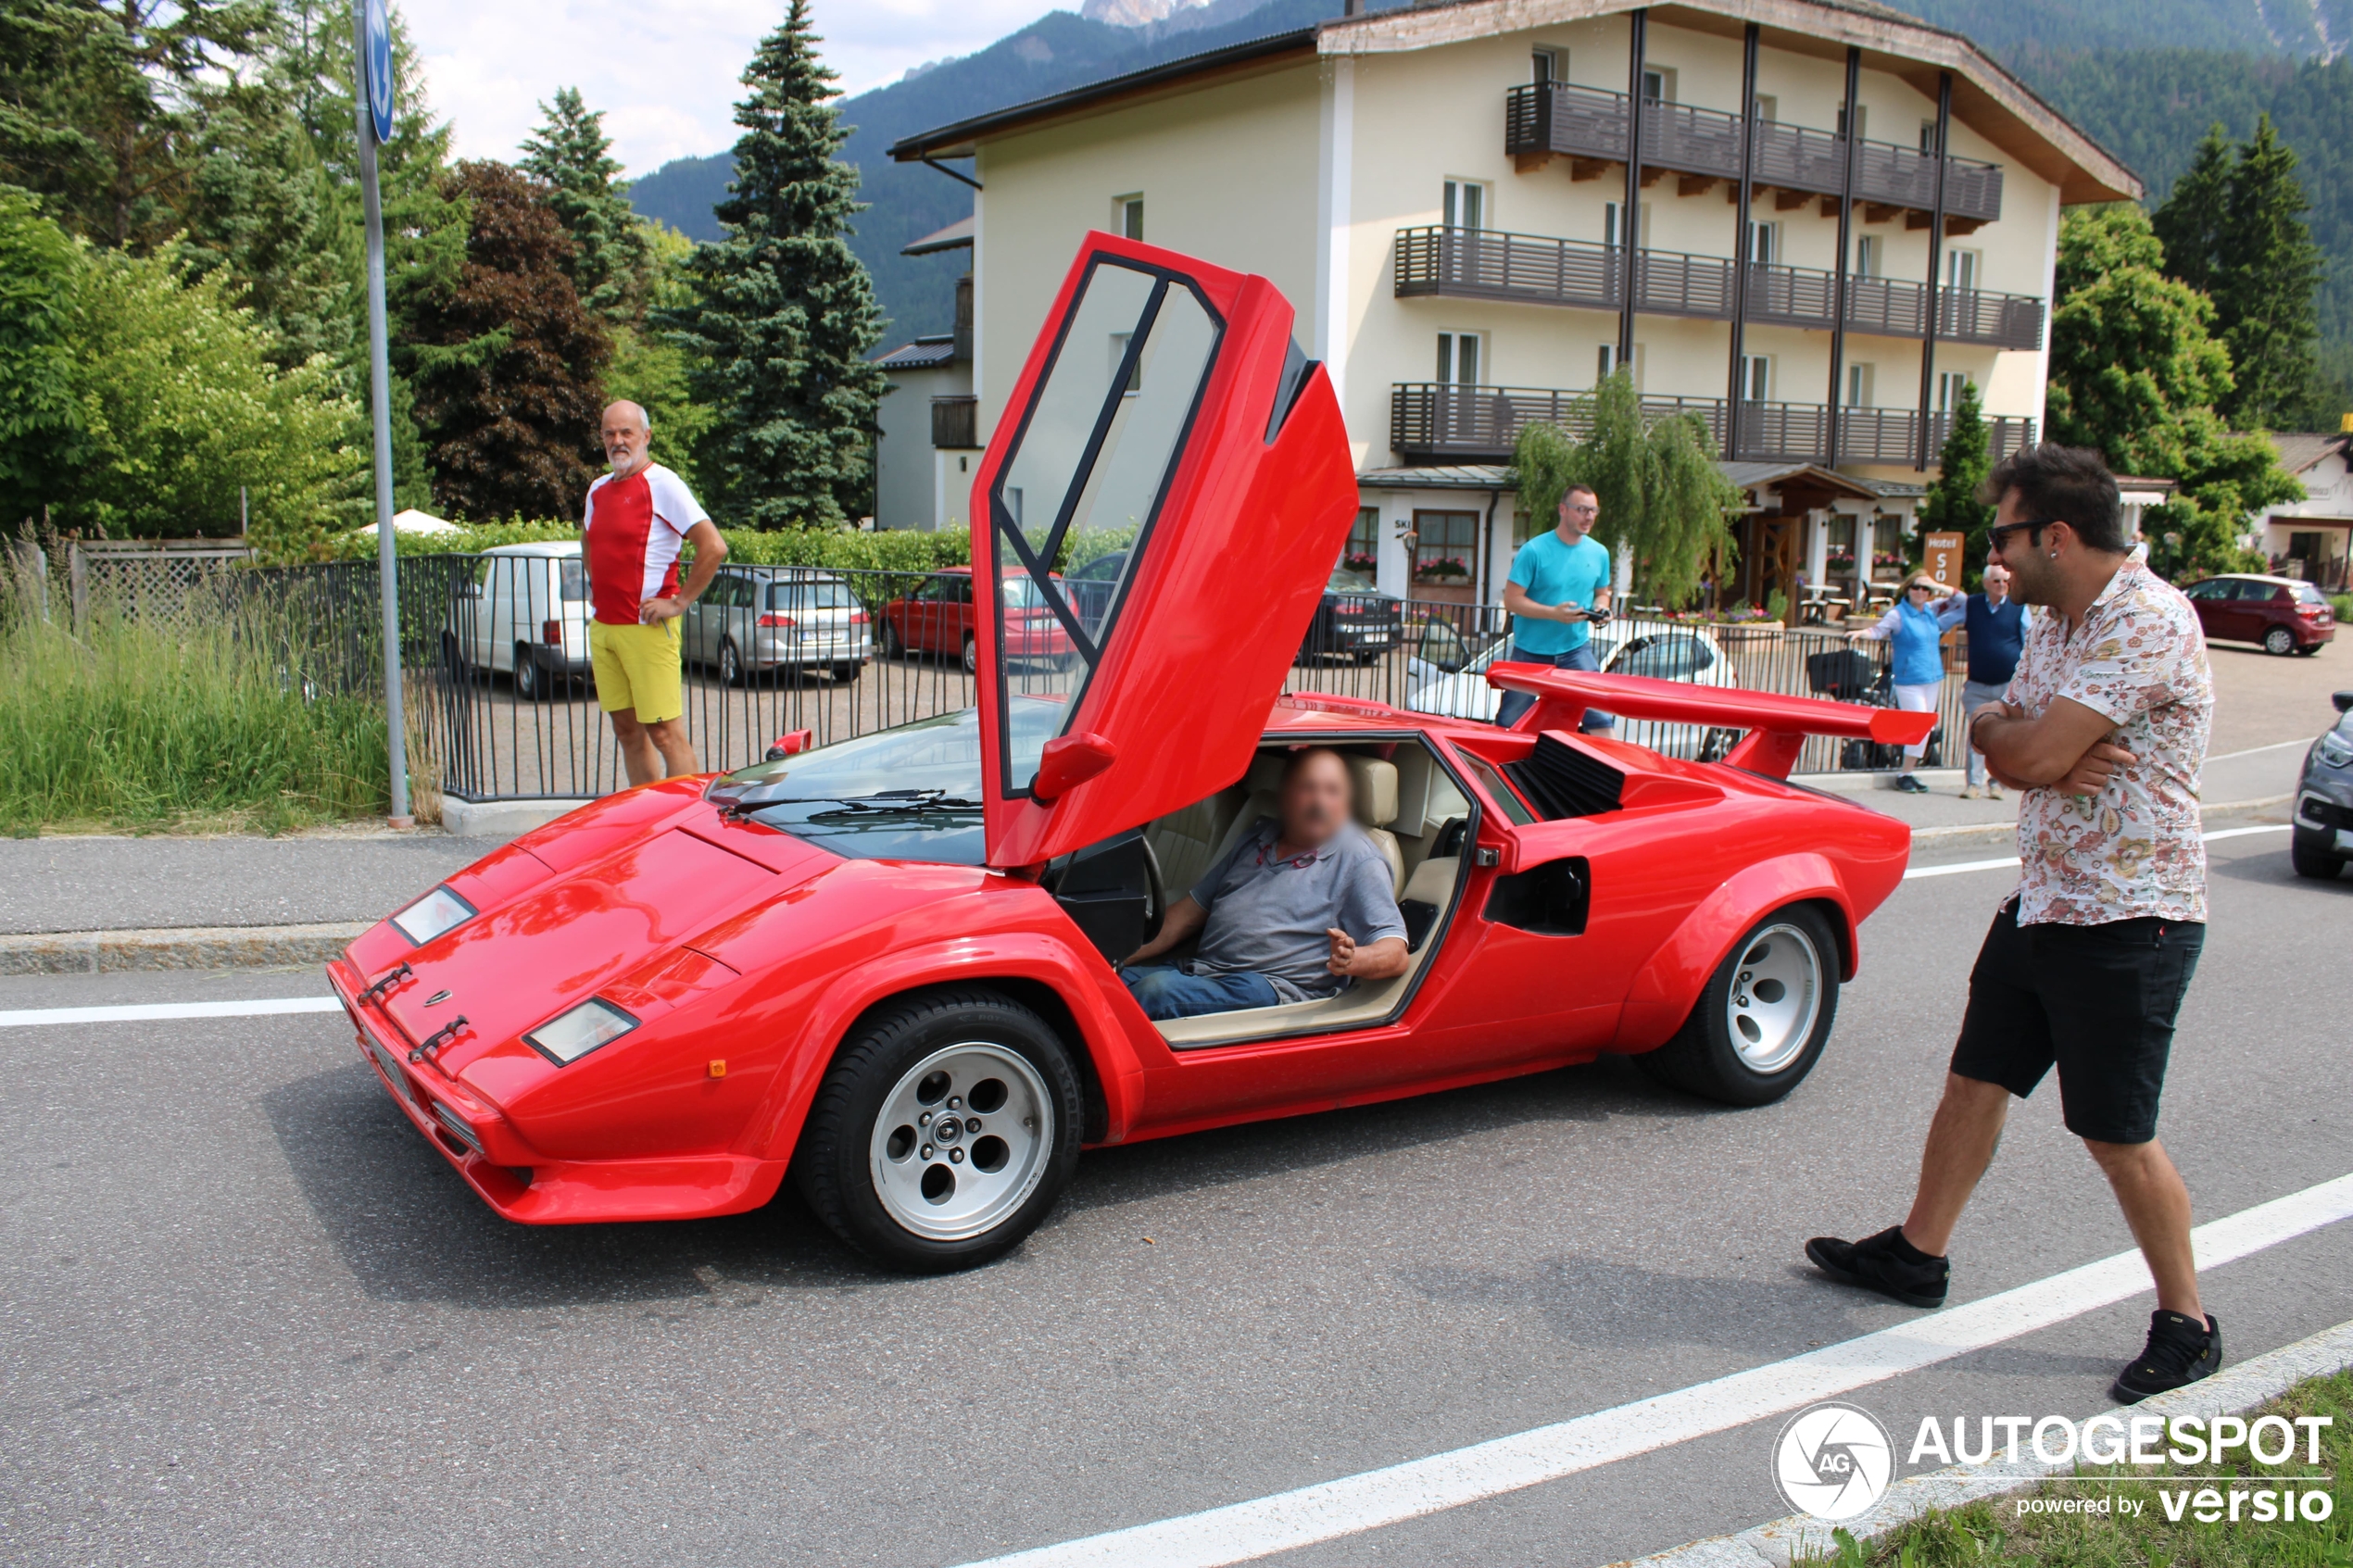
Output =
[
  {"x1": 951, "y1": 1172, "x2": 2353, "y2": 1568},
  {"x1": 0, "y1": 997, "x2": 343, "y2": 1028},
  {"x1": 2207, "y1": 738, "x2": 2313, "y2": 762},
  {"x1": 1903, "y1": 822, "x2": 2289, "y2": 881}
]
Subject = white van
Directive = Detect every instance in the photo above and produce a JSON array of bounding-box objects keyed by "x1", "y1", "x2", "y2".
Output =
[{"x1": 443, "y1": 542, "x2": 594, "y2": 700}]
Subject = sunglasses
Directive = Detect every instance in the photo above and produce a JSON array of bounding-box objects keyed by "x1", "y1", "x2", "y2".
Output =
[
  {"x1": 1986, "y1": 518, "x2": 2060, "y2": 552},
  {"x1": 1906, "y1": 583, "x2": 1938, "y2": 595}
]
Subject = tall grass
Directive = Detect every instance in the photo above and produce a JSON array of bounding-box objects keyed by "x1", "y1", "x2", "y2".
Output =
[{"x1": 0, "y1": 576, "x2": 391, "y2": 834}]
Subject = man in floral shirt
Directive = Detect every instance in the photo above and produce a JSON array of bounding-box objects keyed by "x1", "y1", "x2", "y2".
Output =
[{"x1": 1804, "y1": 445, "x2": 2220, "y2": 1406}]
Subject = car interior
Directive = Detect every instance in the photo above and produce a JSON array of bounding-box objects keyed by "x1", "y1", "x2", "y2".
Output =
[{"x1": 1043, "y1": 735, "x2": 1476, "y2": 1048}]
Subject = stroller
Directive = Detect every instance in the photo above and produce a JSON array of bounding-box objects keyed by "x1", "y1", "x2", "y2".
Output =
[{"x1": 1806, "y1": 648, "x2": 1944, "y2": 771}]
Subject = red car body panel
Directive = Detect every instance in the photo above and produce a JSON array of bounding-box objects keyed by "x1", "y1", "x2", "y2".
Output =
[
  {"x1": 971, "y1": 233, "x2": 1362, "y2": 868},
  {"x1": 329, "y1": 237, "x2": 1920, "y2": 1229}
]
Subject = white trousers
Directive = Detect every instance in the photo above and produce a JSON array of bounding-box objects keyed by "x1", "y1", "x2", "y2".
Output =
[{"x1": 1893, "y1": 681, "x2": 1940, "y2": 764}]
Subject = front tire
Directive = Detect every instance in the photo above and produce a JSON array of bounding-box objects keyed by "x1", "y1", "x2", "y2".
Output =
[
  {"x1": 832, "y1": 659, "x2": 862, "y2": 683},
  {"x1": 2265, "y1": 626, "x2": 2296, "y2": 656},
  {"x1": 2291, "y1": 831, "x2": 2345, "y2": 880},
  {"x1": 1632, "y1": 904, "x2": 1840, "y2": 1107},
  {"x1": 792, "y1": 989, "x2": 1082, "y2": 1273}
]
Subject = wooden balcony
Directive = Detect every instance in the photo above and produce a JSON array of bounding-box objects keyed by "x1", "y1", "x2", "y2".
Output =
[
  {"x1": 1390, "y1": 381, "x2": 2038, "y2": 466},
  {"x1": 1393, "y1": 227, "x2": 2044, "y2": 350},
  {"x1": 1504, "y1": 82, "x2": 2003, "y2": 228}
]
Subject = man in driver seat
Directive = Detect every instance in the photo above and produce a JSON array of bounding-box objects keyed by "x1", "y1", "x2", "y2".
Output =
[{"x1": 1119, "y1": 747, "x2": 1409, "y2": 1021}]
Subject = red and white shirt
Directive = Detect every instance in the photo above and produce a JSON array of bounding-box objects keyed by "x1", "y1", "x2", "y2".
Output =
[{"x1": 582, "y1": 463, "x2": 710, "y2": 625}]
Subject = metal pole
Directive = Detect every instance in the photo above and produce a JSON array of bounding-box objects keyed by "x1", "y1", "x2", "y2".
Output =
[
  {"x1": 1724, "y1": 21, "x2": 1759, "y2": 462},
  {"x1": 1915, "y1": 71, "x2": 1953, "y2": 471},
  {"x1": 353, "y1": 6, "x2": 411, "y2": 829}
]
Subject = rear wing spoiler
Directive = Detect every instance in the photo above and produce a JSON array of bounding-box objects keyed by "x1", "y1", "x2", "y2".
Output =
[{"x1": 1486, "y1": 662, "x2": 1935, "y2": 779}]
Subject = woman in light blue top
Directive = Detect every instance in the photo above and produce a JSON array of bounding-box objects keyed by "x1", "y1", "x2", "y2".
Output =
[{"x1": 1848, "y1": 571, "x2": 1966, "y2": 794}]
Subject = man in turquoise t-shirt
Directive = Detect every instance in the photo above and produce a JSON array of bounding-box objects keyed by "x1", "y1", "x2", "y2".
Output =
[{"x1": 1496, "y1": 483, "x2": 1616, "y2": 730}]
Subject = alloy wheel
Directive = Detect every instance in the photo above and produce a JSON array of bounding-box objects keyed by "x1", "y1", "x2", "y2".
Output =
[
  {"x1": 868, "y1": 1042, "x2": 1053, "y2": 1242},
  {"x1": 1723, "y1": 922, "x2": 1822, "y2": 1073}
]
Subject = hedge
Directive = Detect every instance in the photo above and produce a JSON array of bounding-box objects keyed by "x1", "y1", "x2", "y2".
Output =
[{"x1": 321, "y1": 521, "x2": 1139, "y2": 576}]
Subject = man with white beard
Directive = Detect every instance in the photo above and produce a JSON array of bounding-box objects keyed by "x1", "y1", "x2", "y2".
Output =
[{"x1": 584, "y1": 400, "x2": 728, "y2": 784}]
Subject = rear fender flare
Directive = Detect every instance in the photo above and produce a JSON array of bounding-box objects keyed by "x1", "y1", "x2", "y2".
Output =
[
  {"x1": 749, "y1": 935, "x2": 1148, "y2": 1166},
  {"x1": 1613, "y1": 854, "x2": 1856, "y2": 1052}
]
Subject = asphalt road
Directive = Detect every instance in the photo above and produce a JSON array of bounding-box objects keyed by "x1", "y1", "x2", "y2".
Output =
[{"x1": 2, "y1": 822, "x2": 2347, "y2": 1568}]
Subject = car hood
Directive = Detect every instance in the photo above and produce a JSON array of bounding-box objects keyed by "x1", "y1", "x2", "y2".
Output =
[{"x1": 358, "y1": 812, "x2": 837, "y2": 1088}]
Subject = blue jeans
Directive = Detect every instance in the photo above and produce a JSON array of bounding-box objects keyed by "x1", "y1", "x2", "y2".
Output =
[
  {"x1": 1493, "y1": 640, "x2": 1614, "y2": 731},
  {"x1": 1121, "y1": 965, "x2": 1283, "y2": 1021}
]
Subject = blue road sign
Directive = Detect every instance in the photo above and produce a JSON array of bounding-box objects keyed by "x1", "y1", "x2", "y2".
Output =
[{"x1": 363, "y1": 0, "x2": 396, "y2": 144}]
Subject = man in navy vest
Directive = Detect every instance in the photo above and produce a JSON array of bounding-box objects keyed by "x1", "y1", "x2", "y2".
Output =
[{"x1": 1959, "y1": 561, "x2": 2027, "y2": 799}]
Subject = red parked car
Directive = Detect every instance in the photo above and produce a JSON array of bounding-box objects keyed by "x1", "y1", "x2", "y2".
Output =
[
  {"x1": 876, "y1": 566, "x2": 1077, "y2": 673},
  {"x1": 2183, "y1": 573, "x2": 2335, "y2": 656},
  {"x1": 327, "y1": 234, "x2": 1931, "y2": 1273}
]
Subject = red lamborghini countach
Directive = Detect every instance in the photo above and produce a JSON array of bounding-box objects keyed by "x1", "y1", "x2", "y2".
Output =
[{"x1": 328, "y1": 235, "x2": 1931, "y2": 1272}]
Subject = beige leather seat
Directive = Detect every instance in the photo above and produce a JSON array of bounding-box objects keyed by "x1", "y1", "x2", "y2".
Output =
[
  {"x1": 1202, "y1": 753, "x2": 1287, "y2": 872},
  {"x1": 1145, "y1": 791, "x2": 1242, "y2": 897},
  {"x1": 1344, "y1": 756, "x2": 1405, "y2": 897}
]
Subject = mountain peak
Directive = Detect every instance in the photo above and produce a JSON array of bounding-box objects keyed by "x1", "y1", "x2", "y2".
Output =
[{"x1": 1080, "y1": 0, "x2": 1212, "y2": 24}]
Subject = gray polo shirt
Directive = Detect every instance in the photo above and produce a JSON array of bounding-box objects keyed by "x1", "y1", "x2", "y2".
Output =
[{"x1": 1186, "y1": 818, "x2": 1408, "y2": 1002}]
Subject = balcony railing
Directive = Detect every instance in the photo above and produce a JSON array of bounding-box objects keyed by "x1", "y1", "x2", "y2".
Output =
[
  {"x1": 1390, "y1": 382, "x2": 2037, "y2": 466},
  {"x1": 1392, "y1": 228, "x2": 2044, "y2": 349},
  {"x1": 931, "y1": 395, "x2": 978, "y2": 449},
  {"x1": 1504, "y1": 82, "x2": 2003, "y2": 226}
]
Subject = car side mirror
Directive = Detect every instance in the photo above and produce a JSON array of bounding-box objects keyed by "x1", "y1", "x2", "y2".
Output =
[
  {"x1": 764, "y1": 728, "x2": 813, "y2": 761},
  {"x1": 1030, "y1": 732, "x2": 1116, "y2": 802},
  {"x1": 2334, "y1": 692, "x2": 2353, "y2": 715}
]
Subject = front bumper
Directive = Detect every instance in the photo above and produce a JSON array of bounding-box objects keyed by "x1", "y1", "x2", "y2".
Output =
[
  {"x1": 2296, "y1": 787, "x2": 2353, "y2": 852},
  {"x1": 326, "y1": 956, "x2": 784, "y2": 1224}
]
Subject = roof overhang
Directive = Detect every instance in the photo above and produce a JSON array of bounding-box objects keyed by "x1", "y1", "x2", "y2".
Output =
[
  {"x1": 890, "y1": 29, "x2": 1318, "y2": 161},
  {"x1": 901, "y1": 215, "x2": 975, "y2": 257},
  {"x1": 1322, "y1": 0, "x2": 2139, "y2": 204},
  {"x1": 893, "y1": 0, "x2": 2137, "y2": 206}
]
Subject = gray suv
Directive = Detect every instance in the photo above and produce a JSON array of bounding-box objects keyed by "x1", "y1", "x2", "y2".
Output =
[
  {"x1": 686, "y1": 568, "x2": 872, "y2": 684},
  {"x1": 2292, "y1": 690, "x2": 2353, "y2": 879}
]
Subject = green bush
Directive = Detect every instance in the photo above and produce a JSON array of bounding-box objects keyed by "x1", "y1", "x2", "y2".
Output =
[
  {"x1": 0, "y1": 581, "x2": 388, "y2": 834},
  {"x1": 321, "y1": 520, "x2": 1139, "y2": 575},
  {"x1": 2332, "y1": 591, "x2": 2353, "y2": 622}
]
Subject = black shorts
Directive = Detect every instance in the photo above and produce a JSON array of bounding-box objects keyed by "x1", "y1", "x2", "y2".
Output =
[{"x1": 1949, "y1": 900, "x2": 2205, "y2": 1144}]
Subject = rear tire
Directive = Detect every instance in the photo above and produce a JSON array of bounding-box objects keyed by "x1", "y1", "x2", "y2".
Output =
[
  {"x1": 513, "y1": 646, "x2": 543, "y2": 701},
  {"x1": 832, "y1": 659, "x2": 862, "y2": 683},
  {"x1": 2291, "y1": 831, "x2": 2345, "y2": 880},
  {"x1": 718, "y1": 638, "x2": 744, "y2": 687},
  {"x1": 2265, "y1": 626, "x2": 2296, "y2": 656},
  {"x1": 2296, "y1": 642, "x2": 2322, "y2": 658},
  {"x1": 792, "y1": 989, "x2": 1082, "y2": 1273},
  {"x1": 961, "y1": 633, "x2": 979, "y2": 675},
  {"x1": 1632, "y1": 904, "x2": 1840, "y2": 1107}
]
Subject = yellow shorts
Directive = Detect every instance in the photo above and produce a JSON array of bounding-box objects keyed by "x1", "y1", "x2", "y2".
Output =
[{"x1": 589, "y1": 619, "x2": 684, "y2": 723}]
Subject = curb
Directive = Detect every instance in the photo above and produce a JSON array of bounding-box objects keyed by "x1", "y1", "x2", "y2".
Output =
[
  {"x1": 1907, "y1": 795, "x2": 2293, "y2": 845},
  {"x1": 439, "y1": 796, "x2": 593, "y2": 839},
  {"x1": 1616, "y1": 1317, "x2": 2353, "y2": 1568},
  {"x1": 0, "y1": 922, "x2": 367, "y2": 975}
]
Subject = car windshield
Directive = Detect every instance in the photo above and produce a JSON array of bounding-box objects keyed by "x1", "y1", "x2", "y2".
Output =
[
  {"x1": 1329, "y1": 568, "x2": 1378, "y2": 594},
  {"x1": 708, "y1": 701, "x2": 1065, "y2": 864},
  {"x1": 765, "y1": 579, "x2": 859, "y2": 612}
]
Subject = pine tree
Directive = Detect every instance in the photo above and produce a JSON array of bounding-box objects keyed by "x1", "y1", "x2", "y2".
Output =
[
  {"x1": 409, "y1": 160, "x2": 609, "y2": 521},
  {"x1": 520, "y1": 87, "x2": 649, "y2": 323},
  {"x1": 1923, "y1": 379, "x2": 1994, "y2": 582},
  {"x1": 2149, "y1": 124, "x2": 2231, "y2": 301},
  {"x1": 2211, "y1": 116, "x2": 2325, "y2": 429},
  {"x1": 662, "y1": 0, "x2": 887, "y2": 528}
]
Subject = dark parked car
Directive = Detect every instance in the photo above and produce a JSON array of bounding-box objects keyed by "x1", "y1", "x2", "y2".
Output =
[
  {"x1": 1067, "y1": 554, "x2": 1403, "y2": 663},
  {"x1": 2292, "y1": 689, "x2": 2353, "y2": 880},
  {"x1": 2183, "y1": 573, "x2": 2335, "y2": 657},
  {"x1": 1301, "y1": 566, "x2": 1405, "y2": 663}
]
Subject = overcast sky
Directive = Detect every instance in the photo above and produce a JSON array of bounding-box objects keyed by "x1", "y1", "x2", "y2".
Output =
[{"x1": 401, "y1": 0, "x2": 1071, "y2": 177}]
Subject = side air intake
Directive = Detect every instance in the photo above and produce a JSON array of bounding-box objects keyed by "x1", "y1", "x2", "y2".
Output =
[{"x1": 1503, "y1": 733, "x2": 1625, "y2": 820}]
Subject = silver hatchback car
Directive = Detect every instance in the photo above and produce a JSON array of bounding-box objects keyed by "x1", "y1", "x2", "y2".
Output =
[{"x1": 685, "y1": 568, "x2": 872, "y2": 684}]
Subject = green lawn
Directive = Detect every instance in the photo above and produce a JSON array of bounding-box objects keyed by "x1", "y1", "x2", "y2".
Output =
[{"x1": 1810, "y1": 1371, "x2": 2353, "y2": 1567}]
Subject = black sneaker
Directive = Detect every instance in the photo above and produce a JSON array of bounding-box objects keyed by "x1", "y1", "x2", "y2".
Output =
[
  {"x1": 1895, "y1": 774, "x2": 1930, "y2": 795},
  {"x1": 2111, "y1": 1311, "x2": 2221, "y2": 1403},
  {"x1": 1804, "y1": 1226, "x2": 1949, "y2": 1308}
]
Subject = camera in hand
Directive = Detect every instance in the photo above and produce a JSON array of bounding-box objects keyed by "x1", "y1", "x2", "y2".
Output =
[{"x1": 1584, "y1": 604, "x2": 1612, "y2": 627}]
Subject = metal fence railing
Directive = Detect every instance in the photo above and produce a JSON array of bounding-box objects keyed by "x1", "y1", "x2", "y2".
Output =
[{"x1": 42, "y1": 552, "x2": 1977, "y2": 806}]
